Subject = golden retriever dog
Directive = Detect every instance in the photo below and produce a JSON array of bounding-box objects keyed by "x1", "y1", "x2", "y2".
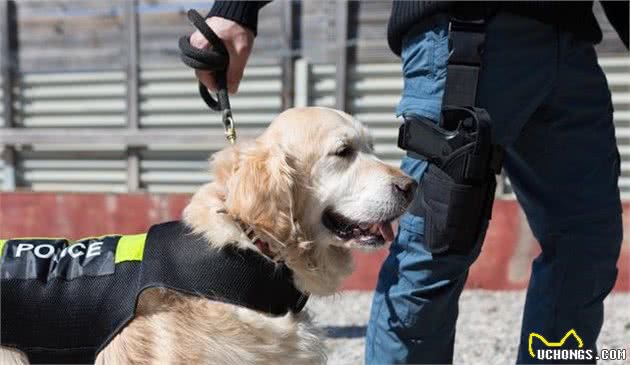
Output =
[{"x1": 1, "y1": 106, "x2": 416, "y2": 364}]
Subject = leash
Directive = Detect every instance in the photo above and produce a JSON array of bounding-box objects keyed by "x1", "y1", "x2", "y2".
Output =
[
  {"x1": 179, "y1": 9, "x2": 236, "y2": 144},
  {"x1": 179, "y1": 9, "x2": 309, "y2": 313}
]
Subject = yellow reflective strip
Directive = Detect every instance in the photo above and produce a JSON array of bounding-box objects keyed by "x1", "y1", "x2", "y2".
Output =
[
  {"x1": 115, "y1": 233, "x2": 147, "y2": 263},
  {"x1": 0, "y1": 240, "x2": 6, "y2": 256}
]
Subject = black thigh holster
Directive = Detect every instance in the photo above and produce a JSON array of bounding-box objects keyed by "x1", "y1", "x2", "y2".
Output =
[{"x1": 398, "y1": 106, "x2": 503, "y2": 254}]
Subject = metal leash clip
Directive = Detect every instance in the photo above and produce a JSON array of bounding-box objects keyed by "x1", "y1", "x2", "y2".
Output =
[{"x1": 179, "y1": 9, "x2": 236, "y2": 144}]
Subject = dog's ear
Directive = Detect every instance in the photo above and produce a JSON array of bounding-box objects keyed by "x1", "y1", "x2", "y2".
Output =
[
  {"x1": 209, "y1": 143, "x2": 240, "y2": 187},
  {"x1": 225, "y1": 142, "x2": 297, "y2": 241}
]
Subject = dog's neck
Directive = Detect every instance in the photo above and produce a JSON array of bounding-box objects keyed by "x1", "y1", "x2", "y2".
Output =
[
  {"x1": 186, "y1": 202, "x2": 354, "y2": 297},
  {"x1": 235, "y1": 219, "x2": 354, "y2": 296},
  {"x1": 238, "y1": 222, "x2": 277, "y2": 259}
]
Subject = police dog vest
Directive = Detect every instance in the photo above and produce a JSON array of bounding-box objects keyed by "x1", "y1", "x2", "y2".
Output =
[{"x1": 0, "y1": 221, "x2": 307, "y2": 364}]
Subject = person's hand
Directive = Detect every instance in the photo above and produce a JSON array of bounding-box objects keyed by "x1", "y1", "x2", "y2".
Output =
[{"x1": 189, "y1": 17, "x2": 255, "y2": 94}]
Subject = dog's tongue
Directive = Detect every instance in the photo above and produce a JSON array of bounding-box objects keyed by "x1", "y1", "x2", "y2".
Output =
[{"x1": 378, "y1": 222, "x2": 395, "y2": 242}]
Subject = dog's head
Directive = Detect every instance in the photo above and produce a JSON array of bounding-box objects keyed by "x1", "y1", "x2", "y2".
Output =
[
  {"x1": 191, "y1": 107, "x2": 417, "y2": 294},
  {"x1": 216, "y1": 107, "x2": 416, "y2": 250}
]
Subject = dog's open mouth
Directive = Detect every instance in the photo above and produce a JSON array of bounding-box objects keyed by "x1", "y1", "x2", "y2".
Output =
[{"x1": 322, "y1": 208, "x2": 395, "y2": 246}]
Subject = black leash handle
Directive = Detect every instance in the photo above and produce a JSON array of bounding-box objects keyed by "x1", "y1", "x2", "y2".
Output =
[{"x1": 179, "y1": 9, "x2": 236, "y2": 144}]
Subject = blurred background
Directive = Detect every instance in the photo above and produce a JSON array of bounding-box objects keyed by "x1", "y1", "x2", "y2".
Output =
[
  {"x1": 0, "y1": 0, "x2": 629, "y2": 290},
  {"x1": 0, "y1": 0, "x2": 627, "y2": 194},
  {"x1": 1, "y1": 2, "x2": 628, "y2": 362}
]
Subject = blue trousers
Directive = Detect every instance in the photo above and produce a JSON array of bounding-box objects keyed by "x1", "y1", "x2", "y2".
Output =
[{"x1": 365, "y1": 12, "x2": 623, "y2": 364}]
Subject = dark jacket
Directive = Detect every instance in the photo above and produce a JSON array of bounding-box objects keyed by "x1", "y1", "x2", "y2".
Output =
[
  {"x1": 387, "y1": 1, "x2": 629, "y2": 55},
  {"x1": 207, "y1": 1, "x2": 629, "y2": 55}
]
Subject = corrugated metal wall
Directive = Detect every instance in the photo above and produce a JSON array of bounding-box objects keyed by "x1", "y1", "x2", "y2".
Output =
[
  {"x1": 5, "y1": 0, "x2": 287, "y2": 193},
  {"x1": 2, "y1": 0, "x2": 629, "y2": 196},
  {"x1": 1, "y1": 63, "x2": 7, "y2": 189},
  {"x1": 310, "y1": 57, "x2": 630, "y2": 197},
  {"x1": 6, "y1": 57, "x2": 630, "y2": 194},
  {"x1": 605, "y1": 58, "x2": 630, "y2": 191},
  {"x1": 12, "y1": 66, "x2": 282, "y2": 193},
  {"x1": 310, "y1": 63, "x2": 402, "y2": 166}
]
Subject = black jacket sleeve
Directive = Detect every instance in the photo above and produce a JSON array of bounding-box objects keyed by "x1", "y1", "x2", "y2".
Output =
[
  {"x1": 207, "y1": 1, "x2": 272, "y2": 36},
  {"x1": 600, "y1": 1, "x2": 629, "y2": 49},
  {"x1": 387, "y1": 1, "x2": 488, "y2": 56},
  {"x1": 387, "y1": 1, "x2": 451, "y2": 56}
]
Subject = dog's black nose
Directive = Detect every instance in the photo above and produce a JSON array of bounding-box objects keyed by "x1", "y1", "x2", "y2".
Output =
[{"x1": 393, "y1": 176, "x2": 417, "y2": 203}]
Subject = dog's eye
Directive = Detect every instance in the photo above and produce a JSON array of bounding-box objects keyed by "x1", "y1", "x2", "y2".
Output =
[{"x1": 334, "y1": 145, "x2": 354, "y2": 158}]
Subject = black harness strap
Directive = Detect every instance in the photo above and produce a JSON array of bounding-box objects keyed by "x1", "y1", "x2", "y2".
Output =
[
  {"x1": 442, "y1": 17, "x2": 487, "y2": 107},
  {"x1": 140, "y1": 221, "x2": 309, "y2": 316}
]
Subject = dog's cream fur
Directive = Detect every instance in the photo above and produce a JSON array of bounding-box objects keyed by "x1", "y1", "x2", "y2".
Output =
[{"x1": 1, "y1": 107, "x2": 414, "y2": 364}]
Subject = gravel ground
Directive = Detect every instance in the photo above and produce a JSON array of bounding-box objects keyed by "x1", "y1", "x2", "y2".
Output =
[{"x1": 306, "y1": 290, "x2": 630, "y2": 365}]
